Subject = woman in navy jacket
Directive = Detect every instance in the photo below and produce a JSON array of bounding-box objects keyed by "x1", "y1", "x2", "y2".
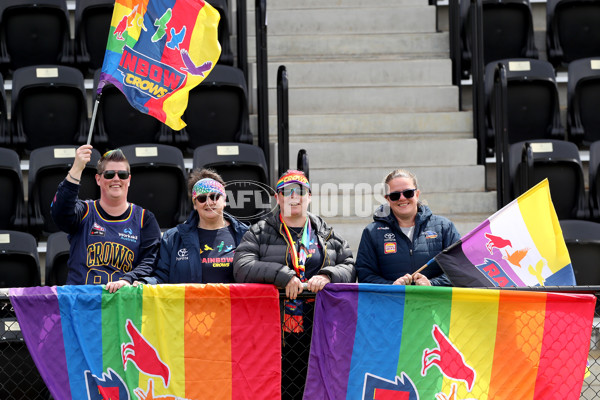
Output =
[
  {"x1": 144, "y1": 169, "x2": 248, "y2": 284},
  {"x1": 355, "y1": 169, "x2": 461, "y2": 286}
]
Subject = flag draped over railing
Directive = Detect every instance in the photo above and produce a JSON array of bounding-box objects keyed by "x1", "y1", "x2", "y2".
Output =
[
  {"x1": 97, "y1": 0, "x2": 221, "y2": 130},
  {"x1": 9, "y1": 284, "x2": 281, "y2": 400},
  {"x1": 435, "y1": 179, "x2": 575, "y2": 287},
  {"x1": 304, "y1": 284, "x2": 596, "y2": 400}
]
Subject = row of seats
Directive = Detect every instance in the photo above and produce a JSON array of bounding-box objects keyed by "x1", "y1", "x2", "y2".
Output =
[
  {"x1": 0, "y1": 63, "x2": 252, "y2": 155},
  {"x1": 0, "y1": 143, "x2": 269, "y2": 237},
  {"x1": 483, "y1": 57, "x2": 600, "y2": 157},
  {"x1": 0, "y1": 0, "x2": 235, "y2": 77},
  {"x1": 460, "y1": 0, "x2": 600, "y2": 78}
]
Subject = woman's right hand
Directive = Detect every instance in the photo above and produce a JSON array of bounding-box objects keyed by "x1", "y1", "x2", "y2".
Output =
[
  {"x1": 73, "y1": 144, "x2": 93, "y2": 173},
  {"x1": 285, "y1": 276, "x2": 304, "y2": 300}
]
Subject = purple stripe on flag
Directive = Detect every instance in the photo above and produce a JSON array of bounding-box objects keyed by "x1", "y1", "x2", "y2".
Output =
[{"x1": 10, "y1": 286, "x2": 72, "y2": 400}]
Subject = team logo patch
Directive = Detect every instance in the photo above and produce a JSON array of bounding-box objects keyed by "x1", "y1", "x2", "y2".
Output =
[
  {"x1": 384, "y1": 242, "x2": 397, "y2": 254},
  {"x1": 384, "y1": 233, "x2": 396, "y2": 242},
  {"x1": 90, "y1": 222, "x2": 105, "y2": 236},
  {"x1": 424, "y1": 231, "x2": 438, "y2": 239},
  {"x1": 377, "y1": 226, "x2": 389, "y2": 230}
]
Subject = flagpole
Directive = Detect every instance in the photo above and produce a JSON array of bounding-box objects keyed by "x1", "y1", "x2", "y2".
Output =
[
  {"x1": 411, "y1": 258, "x2": 434, "y2": 280},
  {"x1": 87, "y1": 93, "x2": 102, "y2": 145}
]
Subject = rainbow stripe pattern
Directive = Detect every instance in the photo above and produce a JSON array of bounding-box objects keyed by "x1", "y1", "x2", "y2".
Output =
[
  {"x1": 9, "y1": 284, "x2": 280, "y2": 400},
  {"x1": 98, "y1": 0, "x2": 221, "y2": 130},
  {"x1": 436, "y1": 179, "x2": 575, "y2": 287},
  {"x1": 304, "y1": 284, "x2": 596, "y2": 400}
]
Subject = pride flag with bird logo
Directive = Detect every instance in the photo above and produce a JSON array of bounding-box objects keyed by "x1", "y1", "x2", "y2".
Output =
[
  {"x1": 97, "y1": 0, "x2": 221, "y2": 130},
  {"x1": 9, "y1": 284, "x2": 280, "y2": 400}
]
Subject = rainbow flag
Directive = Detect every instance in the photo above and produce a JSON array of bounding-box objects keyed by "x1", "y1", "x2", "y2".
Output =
[
  {"x1": 304, "y1": 284, "x2": 596, "y2": 400},
  {"x1": 435, "y1": 179, "x2": 575, "y2": 287},
  {"x1": 9, "y1": 284, "x2": 280, "y2": 400},
  {"x1": 97, "y1": 0, "x2": 221, "y2": 130}
]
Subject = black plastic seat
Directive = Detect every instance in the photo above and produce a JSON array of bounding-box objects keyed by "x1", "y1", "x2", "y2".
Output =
[
  {"x1": 192, "y1": 143, "x2": 273, "y2": 224},
  {"x1": 0, "y1": 230, "x2": 40, "y2": 287},
  {"x1": 120, "y1": 144, "x2": 188, "y2": 229},
  {"x1": 211, "y1": 0, "x2": 234, "y2": 66},
  {"x1": 11, "y1": 65, "x2": 88, "y2": 153},
  {"x1": 0, "y1": 73, "x2": 8, "y2": 147},
  {"x1": 567, "y1": 57, "x2": 600, "y2": 146},
  {"x1": 45, "y1": 230, "x2": 69, "y2": 286},
  {"x1": 559, "y1": 219, "x2": 600, "y2": 285},
  {"x1": 74, "y1": 0, "x2": 114, "y2": 74},
  {"x1": 0, "y1": 0, "x2": 73, "y2": 75},
  {"x1": 0, "y1": 148, "x2": 26, "y2": 231},
  {"x1": 546, "y1": 0, "x2": 600, "y2": 68},
  {"x1": 178, "y1": 65, "x2": 252, "y2": 153},
  {"x1": 28, "y1": 145, "x2": 101, "y2": 237},
  {"x1": 588, "y1": 141, "x2": 600, "y2": 220}
]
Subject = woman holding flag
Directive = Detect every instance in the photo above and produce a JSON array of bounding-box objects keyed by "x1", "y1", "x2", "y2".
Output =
[{"x1": 233, "y1": 169, "x2": 355, "y2": 399}]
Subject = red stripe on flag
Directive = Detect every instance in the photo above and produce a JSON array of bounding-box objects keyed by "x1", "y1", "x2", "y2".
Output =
[{"x1": 373, "y1": 388, "x2": 410, "y2": 400}]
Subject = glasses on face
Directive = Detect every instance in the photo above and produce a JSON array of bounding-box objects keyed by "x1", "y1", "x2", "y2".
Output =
[
  {"x1": 102, "y1": 170, "x2": 130, "y2": 180},
  {"x1": 386, "y1": 188, "x2": 417, "y2": 201},
  {"x1": 278, "y1": 186, "x2": 308, "y2": 197},
  {"x1": 196, "y1": 193, "x2": 222, "y2": 203}
]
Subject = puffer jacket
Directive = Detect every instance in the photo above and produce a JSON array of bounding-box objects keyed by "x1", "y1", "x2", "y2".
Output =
[
  {"x1": 233, "y1": 211, "x2": 355, "y2": 287},
  {"x1": 355, "y1": 203, "x2": 460, "y2": 286}
]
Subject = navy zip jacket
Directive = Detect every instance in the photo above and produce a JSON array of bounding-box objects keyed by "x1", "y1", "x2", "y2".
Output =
[
  {"x1": 144, "y1": 210, "x2": 248, "y2": 284},
  {"x1": 355, "y1": 203, "x2": 460, "y2": 286}
]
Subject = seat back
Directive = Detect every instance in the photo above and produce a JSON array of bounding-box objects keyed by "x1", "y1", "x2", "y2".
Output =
[
  {"x1": 11, "y1": 65, "x2": 88, "y2": 152},
  {"x1": 74, "y1": 0, "x2": 113, "y2": 73},
  {"x1": 0, "y1": 230, "x2": 40, "y2": 287},
  {"x1": 0, "y1": 148, "x2": 26, "y2": 230},
  {"x1": 193, "y1": 143, "x2": 274, "y2": 224},
  {"x1": 0, "y1": 0, "x2": 73, "y2": 74},
  {"x1": 560, "y1": 220, "x2": 600, "y2": 285},
  {"x1": 547, "y1": 0, "x2": 600, "y2": 67},
  {"x1": 120, "y1": 144, "x2": 187, "y2": 229},
  {"x1": 508, "y1": 140, "x2": 588, "y2": 219},
  {"x1": 211, "y1": 0, "x2": 234, "y2": 66},
  {"x1": 28, "y1": 146, "x2": 101, "y2": 236},
  {"x1": 0, "y1": 73, "x2": 8, "y2": 146},
  {"x1": 45, "y1": 231, "x2": 69, "y2": 286},
  {"x1": 588, "y1": 141, "x2": 600, "y2": 220},
  {"x1": 567, "y1": 57, "x2": 600, "y2": 145},
  {"x1": 180, "y1": 65, "x2": 252, "y2": 152}
]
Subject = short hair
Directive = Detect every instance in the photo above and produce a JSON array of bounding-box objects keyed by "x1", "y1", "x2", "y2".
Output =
[
  {"x1": 187, "y1": 168, "x2": 225, "y2": 198},
  {"x1": 384, "y1": 169, "x2": 418, "y2": 189},
  {"x1": 97, "y1": 149, "x2": 129, "y2": 174}
]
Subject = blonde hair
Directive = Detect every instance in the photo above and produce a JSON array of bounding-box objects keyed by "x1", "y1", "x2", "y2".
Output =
[{"x1": 384, "y1": 169, "x2": 418, "y2": 190}]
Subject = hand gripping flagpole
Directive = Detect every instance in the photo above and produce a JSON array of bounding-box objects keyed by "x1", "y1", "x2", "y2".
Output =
[{"x1": 86, "y1": 92, "x2": 102, "y2": 145}]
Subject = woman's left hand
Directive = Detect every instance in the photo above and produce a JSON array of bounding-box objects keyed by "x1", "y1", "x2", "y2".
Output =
[
  {"x1": 412, "y1": 272, "x2": 431, "y2": 286},
  {"x1": 106, "y1": 280, "x2": 131, "y2": 293},
  {"x1": 306, "y1": 274, "x2": 331, "y2": 293}
]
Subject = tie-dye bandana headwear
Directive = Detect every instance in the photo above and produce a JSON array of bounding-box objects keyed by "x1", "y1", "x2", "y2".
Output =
[
  {"x1": 192, "y1": 178, "x2": 226, "y2": 200},
  {"x1": 276, "y1": 170, "x2": 310, "y2": 192}
]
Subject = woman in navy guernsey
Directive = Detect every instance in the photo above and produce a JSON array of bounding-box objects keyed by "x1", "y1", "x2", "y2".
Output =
[
  {"x1": 142, "y1": 169, "x2": 248, "y2": 284},
  {"x1": 51, "y1": 145, "x2": 161, "y2": 292}
]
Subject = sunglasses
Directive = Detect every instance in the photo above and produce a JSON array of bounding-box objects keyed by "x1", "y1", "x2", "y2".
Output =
[
  {"x1": 196, "y1": 193, "x2": 222, "y2": 203},
  {"x1": 386, "y1": 189, "x2": 417, "y2": 201},
  {"x1": 102, "y1": 170, "x2": 130, "y2": 180},
  {"x1": 278, "y1": 186, "x2": 308, "y2": 196}
]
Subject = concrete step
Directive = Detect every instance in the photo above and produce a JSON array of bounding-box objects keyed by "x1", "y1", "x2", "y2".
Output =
[
  {"x1": 248, "y1": 32, "x2": 450, "y2": 61},
  {"x1": 267, "y1": 86, "x2": 459, "y2": 114},
  {"x1": 290, "y1": 138, "x2": 477, "y2": 168},
  {"x1": 259, "y1": 0, "x2": 427, "y2": 10},
  {"x1": 248, "y1": 7, "x2": 437, "y2": 35},
  {"x1": 265, "y1": 111, "x2": 472, "y2": 136},
  {"x1": 265, "y1": 59, "x2": 453, "y2": 88}
]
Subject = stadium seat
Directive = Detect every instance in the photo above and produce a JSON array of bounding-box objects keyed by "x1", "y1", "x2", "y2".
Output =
[
  {"x1": 11, "y1": 65, "x2": 88, "y2": 153},
  {"x1": 0, "y1": 73, "x2": 8, "y2": 147},
  {"x1": 211, "y1": 0, "x2": 234, "y2": 66},
  {"x1": 460, "y1": 0, "x2": 538, "y2": 79},
  {"x1": 588, "y1": 141, "x2": 600, "y2": 220},
  {"x1": 92, "y1": 69, "x2": 172, "y2": 152},
  {"x1": 546, "y1": 0, "x2": 600, "y2": 68},
  {"x1": 74, "y1": 0, "x2": 114, "y2": 74},
  {"x1": 0, "y1": 0, "x2": 73, "y2": 75},
  {"x1": 120, "y1": 144, "x2": 188, "y2": 229},
  {"x1": 177, "y1": 64, "x2": 252, "y2": 153},
  {"x1": 0, "y1": 230, "x2": 40, "y2": 287},
  {"x1": 567, "y1": 57, "x2": 600, "y2": 146},
  {"x1": 485, "y1": 58, "x2": 564, "y2": 157},
  {"x1": 0, "y1": 148, "x2": 26, "y2": 231},
  {"x1": 507, "y1": 140, "x2": 588, "y2": 220},
  {"x1": 192, "y1": 143, "x2": 273, "y2": 224},
  {"x1": 559, "y1": 219, "x2": 600, "y2": 285},
  {"x1": 28, "y1": 146, "x2": 101, "y2": 237},
  {"x1": 45, "y1": 231, "x2": 69, "y2": 286}
]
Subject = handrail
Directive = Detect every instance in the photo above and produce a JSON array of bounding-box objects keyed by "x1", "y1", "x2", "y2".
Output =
[
  {"x1": 470, "y1": 0, "x2": 486, "y2": 166},
  {"x1": 493, "y1": 62, "x2": 509, "y2": 209},
  {"x1": 255, "y1": 0, "x2": 270, "y2": 183},
  {"x1": 277, "y1": 65, "x2": 289, "y2": 178},
  {"x1": 448, "y1": 0, "x2": 462, "y2": 103},
  {"x1": 236, "y1": 0, "x2": 249, "y2": 83},
  {"x1": 297, "y1": 149, "x2": 309, "y2": 180}
]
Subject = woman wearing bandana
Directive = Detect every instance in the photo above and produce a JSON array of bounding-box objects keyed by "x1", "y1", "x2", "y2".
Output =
[
  {"x1": 233, "y1": 169, "x2": 355, "y2": 399},
  {"x1": 143, "y1": 169, "x2": 248, "y2": 284}
]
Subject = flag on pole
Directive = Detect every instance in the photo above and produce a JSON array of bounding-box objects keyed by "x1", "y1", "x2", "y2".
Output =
[
  {"x1": 304, "y1": 284, "x2": 596, "y2": 400},
  {"x1": 97, "y1": 0, "x2": 221, "y2": 130},
  {"x1": 9, "y1": 284, "x2": 281, "y2": 400},
  {"x1": 435, "y1": 179, "x2": 575, "y2": 287}
]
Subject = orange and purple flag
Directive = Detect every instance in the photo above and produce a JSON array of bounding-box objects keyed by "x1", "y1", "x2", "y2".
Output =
[
  {"x1": 97, "y1": 0, "x2": 221, "y2": 130},
  {"x1": 9, "y1": 284, "x2": 281, "y2": 400}
]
